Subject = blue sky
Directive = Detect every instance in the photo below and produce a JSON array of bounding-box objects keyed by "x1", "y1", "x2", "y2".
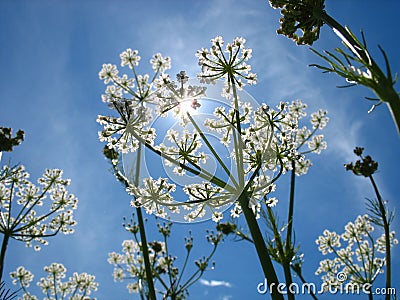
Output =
[{"x1": 1, "y1": 0, "x2": 399, "y2": 299}]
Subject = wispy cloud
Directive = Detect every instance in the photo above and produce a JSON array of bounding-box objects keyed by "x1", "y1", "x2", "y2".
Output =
[{"x1": 200, "y1": 279, "x2": 232, "y2": 288}]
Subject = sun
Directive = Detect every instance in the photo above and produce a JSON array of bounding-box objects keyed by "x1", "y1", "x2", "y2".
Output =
[{"x1": 178, "y1": 98, "x2": 201, "y2": 116}]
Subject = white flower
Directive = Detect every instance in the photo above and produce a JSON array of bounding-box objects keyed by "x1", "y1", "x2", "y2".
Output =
[
  {"x1": 211, "y1": 212, "x2": 223, "y2": 222},
  {"x1": 265, "y1": 197, "x2": 278, "y2": 207},
  {"x1": 316, "y1": 214, "x2": 398, "y2": 290},
  {"x1": 1, "y1": 165, "x2": 77, "y2": 251},
  {"x1": 196, "y1": 36, "x2": 257, "y2": 96},
  {"x1": 99, "y1": 63, "x2": 118, "y2": 84},
  {"x1": 307, "y1": 135, "x2": 327, "y2": 154},
  {"x1": 159, "y1": 129, "x2": 206, "y2": 175},
  {"x1": 310, "y1": 109, "x2": 329, "y2": 129},
  {"x1": 120, "y1": 48, "x2": 141, "y2": 68},
  {"x1": 376, "y1": 231, "x2": 398, "y2": 253},
  {"x1": 288, "y1": 99, "x2": 307, "y2": 120},
  {"x1": 316, "y1": 230, "x2": 341, "y2": 255},
  {"x1": 10, "y1": 266, "x2": 34, "y2": 288},
  {"x1": 230, "y1": 202, "x2": 242, "y2": 218},
  {"x1": 128, "y1": 178, "x2": 178, "y2": 217},
  {"x1": 150, "y1": 53, "x2": 171, "y2": 72},
  {"x1": 155, "y1": 71, "x2": 206, "y2": 118}
]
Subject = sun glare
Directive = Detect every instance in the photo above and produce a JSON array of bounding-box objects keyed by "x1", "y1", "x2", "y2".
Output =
[{"x1": 178, "y1": 98, "x2": 201, "y2": 116}]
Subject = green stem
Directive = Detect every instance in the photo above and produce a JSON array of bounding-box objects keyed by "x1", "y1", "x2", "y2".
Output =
[
  {"x1": 129, "y1": 129, "x2": 234, "y2": 192},
  {"x1": 283, "y1": 264, "x2": 294, "y2": 300},
  {"x1": 319, "y1": 10, "x2": 400, "y2": 134},
  {"x1": 282, "y1": 161, "x2": 296, "y2": 300},
  {"x1": 384, "y1": 91, "x2": 400, "y2": 135},
  {"x1": 285, "y1": 160, "x2": 296, "y2": 254},
  {"x1": 369, "y1": 175, "x2": 391, "y2": 300},
  {"x1": 133, "y1": 143, "x2": 157, "y2": 300},
  {"x1": 291, "y1": 268, "x2": 319, "y2": 300},
  {"x1": 266, "y1": 206, "x2": 294, "y2": 300},
  {"x1": 231, "y1": 77, "x2": 245, "y2": 187},
  {"x1": 136, "y1": 207, "x2": 156, "y2": 299},
  {"x1": 368, "y1": 287, "x2": 373, "y2": 300},
  {"x1": 318, "y1": 12, "x2": 367, "y2": 62},
  {"x1": 0, "y1": 233, "x2": 9, "y2": 282},
  {"x1": 186, "y1": 112, "x2": 239, "y2": 188},
  {"x1": 238, "y1": 192, "x2": 283, "y2": 300},
  {"x1": 175, "y1": 248, "x2": 191, "y2": 291},
  {"x1": 53, "y1": 272, "x2": 58, "y2": 300}
]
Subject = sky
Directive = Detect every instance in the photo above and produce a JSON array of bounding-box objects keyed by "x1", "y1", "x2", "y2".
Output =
[{"x1": 1, "y1": 0, "x2": 400, "y2": 299}]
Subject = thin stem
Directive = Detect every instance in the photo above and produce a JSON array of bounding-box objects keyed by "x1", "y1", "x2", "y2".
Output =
[
  {"x1": 134, "y1": 143, "x2": 157, "y2": 300},
  {"x1": 231, "y1": 76, "x2": 245, "y2": 188},
  {"x1": 319, "y1": 10, "x2": 400, "y2": 134},
  {"x1": 285, "y1": 160, "x2": 296, "y2": 254},
  {"x1": 384, "y1": 91, "x2": 400, "y2": 135},
  {"x1": 291, "y1": 268, "x2": 319, "y2": 300},
  {"x1": 129, "y1": 129, "x2": 234, "y2": 193},
  {"x1": 186, "y1": 112, "x2": 239, "y2": 189},
  {"x1": 136, "y1": 207, "x2": 156, "y2": 299},
  {"x1": 237, "y1": 192, "x2": 283, "y2": 300},
  {"x1": 176, "y1": 248, "x2": 191, "y2": 291},
  {"x1": 369, "y1": 175, "x2": 391, "y2": 300},
  {"x1": 53, "y1": 272, "x2": 58, "y2": 300},
  {"x1": 0, "y1": 233, "x2": 9, "y2": 282},
  {"x1": 266, "y1": 206, "x2": 294, "y2": 300},
  {"x1": 368, "y1": 287, "x2": 373, "y2": 300},
  {"x1": 177, "y1": 243, "x2": 219, "y2": 294},
  {"x1": 283, "y1": 264, "x2": 294, "y2": 300},
  {"x1": 281, "y1": 160, "x2": 296, "y2": 300},
  {"x1": 163, "y1": 233, "x2": 174, "y2": 295}
]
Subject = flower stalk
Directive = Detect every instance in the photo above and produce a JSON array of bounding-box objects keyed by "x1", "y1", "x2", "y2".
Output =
[
  {"x1": 345, "y1": 147, "x2": 395, "y2": 300},
  {"x1": 0, "y1": 234, "x2": 9, "y2": 282},
  {"x1": 237, "y1": 192, "x2": 283, "y2": 300},
  {"x1": 368, "y1": 175, "x2": 391, "y2": 299},
  {"x1": 316, "y1": 10, "x2": 400, "y2": 134},
  {"x1": 269, "y1": 1, "x2": 400, "y2": 134}
]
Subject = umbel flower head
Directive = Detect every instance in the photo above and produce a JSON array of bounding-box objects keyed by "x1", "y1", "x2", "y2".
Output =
[
  {"x1": 108, "y1": 220, "x2": 222, "y2": 298},
  {"x1": 97, "y1": 36, "x2": 329, "y2": 223},
  {"x1": 0, "y1": 127, "x2": 24, "y2": 152},
  {"x1": 269, "y1": 0, "x2": 325, "y2": 45},
  {"x1": 97, "y1": 50, "x2": 171, "y2": 153},
  {"x1": 315, "y1": 215, "x2": 398, "y2": 291},
  {"x1": 10, "y1": 263, "x2": 98, "y2": 299},
  {"x1": 0, "y1": 165, "x2": 78, "y2": 251},
  {"x1": 344, "y1": 147, "x2": 378, "y2": 177},
  {"x1": 255, "y1": 100, "x2": 329, "y2": 175},
  {"x1": 196, "y1": 36, "x2": 257, "y2": 97}
]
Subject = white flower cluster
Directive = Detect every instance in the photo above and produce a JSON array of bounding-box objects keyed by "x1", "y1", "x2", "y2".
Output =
[
  {"x1": 108, "y1": 239, "x2": 171, "y2": 294},
  {"x1": 97, "y1": 37, "x2": 329, "y2": 223},
  {"x1": 0, "y1": 165, "x2": 77, "y2": 250},
  {"x1": 97, "y1": 50, "x2": 171, "y2": 154},
  {"x1": 196, "y1": 36, "x2": 257, "y2": 97},
  {"x1": 258, "y1": 100, "x2": 329, "y2": 175},
  {"x1": 158, "y1": 129, "x2": 207, "y2": 175},
  {"x1": 128, "y1": 177, "x2": 179, "y2": 218},
  {"x1": 315, "y1": 215, "x2": 398, "y2": 290},
  {"x1": 10, "y1": 263, "x2": 98, "y2": 299},
  {"x1": 155, "y1": 70, "x2": 206, "y2": 122}
]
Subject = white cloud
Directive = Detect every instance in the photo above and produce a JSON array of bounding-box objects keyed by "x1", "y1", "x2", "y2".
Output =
[{"x1": 200, "y1": 279, "x2": 232, "y2": 288}]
